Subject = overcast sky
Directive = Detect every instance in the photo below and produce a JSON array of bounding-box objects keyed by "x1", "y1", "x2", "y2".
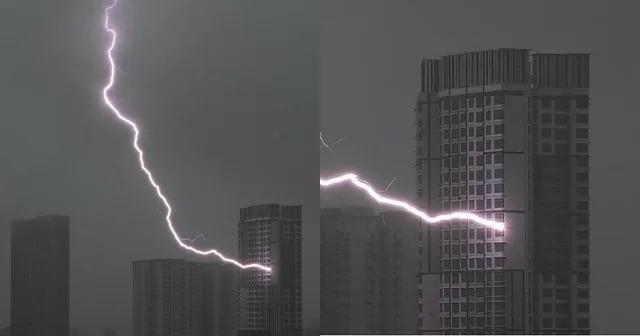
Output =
[
  {"x1": 1, "y1": 0, "x2": 639, "y2": 334},
  {"x1": 0, "y1": 0, "x2": 318, "y2": 334},
  {"x1": 320, "y1": 0, "x2": 640, "y2": 333}
]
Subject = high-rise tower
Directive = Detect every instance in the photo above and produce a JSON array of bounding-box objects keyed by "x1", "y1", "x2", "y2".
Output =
[
  {"x1": 415, "y1": 49, "x2": 590, "y2": 334},
  {"x1": 11, "y1": 215, "x2": 70, "y2": 336},
  {"x1": 237, "y1": 204, "x2": 303, "y2": 336}
]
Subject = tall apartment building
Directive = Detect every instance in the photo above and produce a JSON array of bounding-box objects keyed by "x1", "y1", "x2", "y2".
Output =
[
  {"x1": 237, "y1": 204, "x2": 303, "y2": 336},
  {"x1": 415, "y1": 49, "x2": 590, "y2": 334},
  {"x1": 11, "y1": 215, "x2": 70, "y2": 336},
  {"x1": 132, "y1": 259, "x2": 237, "y2": 336},
  {"x1": 320, "y1": 207, "x2": 419, "y2": 334}
]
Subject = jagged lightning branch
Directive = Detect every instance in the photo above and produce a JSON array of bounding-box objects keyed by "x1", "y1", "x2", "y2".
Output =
[
  {"x1": 319, "y1": 173, "x2": 505, "y2": 231},
  {"x1": 180, "y1": 234, "x2": 206, "y2": 243},
  {"x1": 102, "y1": 0, "x2": 270, "y2": 272}
]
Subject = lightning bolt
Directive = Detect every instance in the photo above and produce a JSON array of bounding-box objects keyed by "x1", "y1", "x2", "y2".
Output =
[
  {"x1": 102, "y1": 0, "x2": 503, "y2": 273},
  {"x1": 102, "y1": 0, "x2": 270, "y2": 272},
  {"x1": 319, "y1": 173, "x2": 505, "y2": 231}
]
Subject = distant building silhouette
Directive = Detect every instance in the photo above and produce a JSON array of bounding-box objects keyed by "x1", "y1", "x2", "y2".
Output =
[
  {"x1": 10, "y1": 215, "x2": 69, "y2": 336},
  {"x1": 415, "y1": 49, "x2": 590, "y2": 333},
  {"x1": 237, "y1": 204, "x2": 303, "y2": 336},
  {"x1": 320, "y1": 207, "x2": 419, "y2": 334},
  {"x1": 103, "y1": 328, "x2": 117, "y2": 336},
  {"x1": 132, "y1": 259, "x2": 237, "y2": 336}
]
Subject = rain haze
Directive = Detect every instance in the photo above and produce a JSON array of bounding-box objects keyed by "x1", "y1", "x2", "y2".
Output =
[
  {"x1": 1, "y1": 0, "x2": 318, "y2": 334},
  {"x1": 320, "y1": 0, "x2": 640, "y2": 333}
]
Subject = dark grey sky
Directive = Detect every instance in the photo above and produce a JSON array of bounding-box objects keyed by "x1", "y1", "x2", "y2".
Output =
[
  {"x1": 320, "y1": 0, "x2": 639, "y2": 333},
  {"x1": 0, "y1": 0, "x2": 318, "y2": 334}
]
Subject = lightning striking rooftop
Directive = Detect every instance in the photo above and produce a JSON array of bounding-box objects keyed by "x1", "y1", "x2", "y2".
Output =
[{"x1": 101, "y1": 0, "x2": 504, "y2": 273}]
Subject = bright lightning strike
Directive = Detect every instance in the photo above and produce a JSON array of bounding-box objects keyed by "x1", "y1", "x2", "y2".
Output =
[
  {"x1": 320, "y1": 173, "x2": 506, "y2": 231},
  {"x1": 102, "y1": 0, "x2": 270, "y2": 272},
  {"x1": 102, "y1": 0, "x2": 503, "y2": 273}
]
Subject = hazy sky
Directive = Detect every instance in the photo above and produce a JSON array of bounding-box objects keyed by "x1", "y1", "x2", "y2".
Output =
[
  {"x1": 2, "y1": 0, "x2": 639, "y2": 334},
  {"x1": 320, "y1": 0, "x2": 640, "y2": 333},
  {"x1": 0, "y1": 0, "x2": 318, "y2": 334}
]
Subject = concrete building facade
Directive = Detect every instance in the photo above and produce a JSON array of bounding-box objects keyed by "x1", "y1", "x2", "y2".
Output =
[
  {"x1": 320, "y1": 207, "x2": 419, "y2": 334},
  {"x1": 237, "y1": 204, "x2": 303, "y2": 336},
  {"x1": 132, "y1": 259, "x2": 237, "y2": 336},
  {"x1": 11, "y1": 215, "x2": 70, "y2": 336},
  {"x1": 415, "y1": 49, "x2": 590, "y2": 334}
]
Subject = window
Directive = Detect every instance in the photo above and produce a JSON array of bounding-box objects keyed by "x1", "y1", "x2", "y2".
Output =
[
  {"x1": 542, "y1": 288, "x2": 553, "y2": 298},
  {"x1": 555, "y1": 98, "x2": 569, "y2": 111},
  {"x1": 576, "y1": 156, "x2": 589, "y2": 167},
  {"x1": 542, "y1": 318, "x2": 553, "y2": 329},
  {"x1": 555, "y1": 143, "x2": 569, "y2": 154},
  {"x1": 494, "y1": 153, "x2": 503, "y2": 163},
  {"x1": 476, "y1": 111, "x2": 484, "y2": 122},
  {"x1": 486, "y1": 140, "x2": 492, "y2": 150},
  {"x1": 494, "y1": 199, "x2": 504, "y2": 208},
  {"x1": 541, "y1": 143, "x2": 552, "y2": 153},
  {"x1": 494, "y1": 139, "x2": 504, "y2": 149},
  {"x1": 578, "y1": 318, "x2": 590, "y2": 329},
  {"x1": 578, "y1": 303, "x2": 590, "y2": 313},
  {"x1": 556, "y1": 289, "x2": 569, "y2": 299},
  {"x1": 576, "y1": 201, "x2": 589, "y2": 211},
  {"x1": 494, "y1": 124, "x2": 504, "y2": 134},
  {"x1": 576, "y1": 143, "x2": 589, "y2": 153},
  {"x1": 541, "y1": 97, "x2": 552, "y2": 109},
  {"x1": 543, "y1": 303, "x2": 552, "y2": 312},
  {"x1": 556, "y1": 317, "x2": 570, "y2": 329},
  {"x1": 577, "y1": 289, "x2": 590, "y2": 298},
  {"x1": 556, "y1": 303, "x2": 569, "y2": 314},
  {"x1": 494, "y1": 257, "x2": 505, "y2": 267},
  {"x1": 486, "y1": 110, "x2": 492, "y2": 120},
  {"x1": 577, "y1": 259, "x2": 589, "y2": 268},
  {"x1": 576, "y1": 172, "x2": 589, "y2": 182},
  {"x1": 476, "y1": 126, "x2": 484, "y2": 136},
  {"x1": 486, "y1": 170, "x2": 492, "y2": 179},
  {"x1": 460, "y1": 113, "x2": 466, "y2": 123},
  {"x1": 495, "y1": 169, "x2": 504, "y2": 178},
  {"x1": 576, "y1": 186, "x2": 589, "y2": 197},
  {"x1": 541, "y1": 113, "x2": 552, "y2": 123},
  {"x1": 575, "y1": 96, "x2": 589, "y2": 109},
  {"x1": 576, "y1": 114, "x2": 589, "y2": 123},
  {"x1": 576, "y1": 245, "x2": 589, "y2": 253},
  {"x1": 494, "y1": 110, "x2": 504, "y2": 120},
  {"x1": 576, "y1": 230, "x2": 589, "y2": 239},
  {"x1": 468, "y1": 112, "x2": 475, "y2": 122},
  {"x1": 495, "y1": 242, "x2": 505, "y2": 252},
  {"x1": 576, "y1": 128, "x2": 588, "y2": 138},
  {"x1": 486, "y1": 125, "x2": 492, "y2": 135},
  {"x1": 555, "y1": 128, "x2": 569, "y2": 140},
  {"x1": 577, "y1": 272, "x2": 589, "y2": 284},
  {"x1": 576, "y1": 214, "x2": 589, "y2": 226},
  {"x1": 494, "y1": 184, "x2": 504, "y2": 193},
  {"x1": 542, "y1": 128, "x2": 552, "y2": 138}
]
